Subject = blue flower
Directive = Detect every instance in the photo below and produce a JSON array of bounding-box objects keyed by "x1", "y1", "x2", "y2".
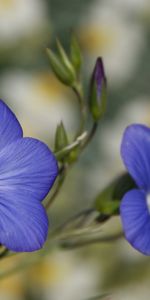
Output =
[
  {"x1": 120, "y1": 124, "x2": 150, "y2": 255},
  {"x1": 0, "y1": 100, "x2": 58, "y2": 252}
]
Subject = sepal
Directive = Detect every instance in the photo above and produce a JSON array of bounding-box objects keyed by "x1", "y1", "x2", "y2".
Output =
[
  {"x1": 70, "y1": 34, "x2": 82, "y2": 74},
  {"x1": 95, "y1": 173, "x2": 136, "y2": 215},
  {"x1": 54, "y1": 121, "x2": 69, "y2": 152},
  {"x1": 46, "y1": 47, "x2": 75, "y2": 86}
]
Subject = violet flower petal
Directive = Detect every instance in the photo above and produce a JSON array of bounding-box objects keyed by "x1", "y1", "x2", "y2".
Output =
[
  {"x1": 0, "y1": 99, "x2": 23, "y2": 149},
  {"x1": 121, "y1": 124, "x2": 150, "y2": 192},
  {"x1": 0, "y1": 190, "x2": 48, "y2": 251},
  {"x1": 0, "y1": 137, "x2": 58, "y2": 201},
  {"x1": 120, "y1": 189, "x2": 150, "y2": 255},
  {"x1": 0, "y1": 100, "x2": 58, "y2": 251}
]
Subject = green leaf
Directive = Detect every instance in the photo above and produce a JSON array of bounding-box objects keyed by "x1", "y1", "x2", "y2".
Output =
[{"x1": 95, "y1": 173, "x2": 136, "y2": 214}]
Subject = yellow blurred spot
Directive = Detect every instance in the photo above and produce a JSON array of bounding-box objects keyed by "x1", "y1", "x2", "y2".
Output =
[
  {"x1": 79, "y1": 25, "x2": 117, "y2": 53},
  {"x1": 0, "y1": 274, "x2": 23, "y2": 295},
  {"x1": 0, "y1": 0, "x2": 16, "y2": 10},
  {"x1": 32, "y1": 73, "x2": 69, "y2": 101},
  {"x1": 0, "y1": 255, "x2": 24, "y2": 296},
  {"x1": 27, "y1": 259, "x2": 63, "y2": 286}
]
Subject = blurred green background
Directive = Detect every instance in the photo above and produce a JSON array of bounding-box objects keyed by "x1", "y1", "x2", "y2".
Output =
[{"x1": 0, "y1": 0, "x2": 150, "y2": 299}]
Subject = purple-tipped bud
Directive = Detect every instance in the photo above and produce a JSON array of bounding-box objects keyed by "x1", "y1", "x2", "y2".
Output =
[
  {"x1": 93, "y1": 57, "x2": 106, "y2": 96},
  {"x1": 89, "y1": 57, "x2": 107, "y2": 121}
]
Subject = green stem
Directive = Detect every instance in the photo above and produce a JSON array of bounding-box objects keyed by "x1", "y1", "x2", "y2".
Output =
[
  {"x1": 72, "y1": 82, "x2": 87, "y2": 137},
  {"x1": 81, "y1": 121, "x2": 98, "y2": 151},
  {"x1": 55, "y1": 131, "x2": 87, "y2": 160},
  {"x1": 59, "y1": 231, "x2": 123, "y2": 249},
  {"x1": 47, "y1": 83, "x2": 86, "y2": 210},
  {"x1": 52, "y1": 208, "x2": 96, "y2": 235},
  {"x1": 45, "y1": 165, "x2": 67, "y2": 210},
  {"x1": 49, "y1": 209, "x2": 111, "y2": 244}
]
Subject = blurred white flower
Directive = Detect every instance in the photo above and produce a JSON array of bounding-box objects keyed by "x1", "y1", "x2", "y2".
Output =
[
  {"x1": 79, "y1": 0, "x2": 145, "y2": 87},
  {"x1": 31, "y1": 251, "x2": 99, "y2": 300},
  {"x1": 0, "y1": 71, "x2": 79, "y2": 144},
  {"x1": 108, "y1": 0, "x2": 150, "y2": 14},
  {"x1": 0, "y1": 0, "x2": 48, "y2": 45}
]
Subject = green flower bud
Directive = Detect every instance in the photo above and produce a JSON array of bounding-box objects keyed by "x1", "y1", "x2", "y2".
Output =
[
  {"x1": 46, "y1": 48, "x2": 75, "y2": 86},
  {"x1": 56, "y1": 39, "x2": 76, "y2": 81},
  {"x1": 95, "y1": 173, "x2": 136, "y2": 215},
  {"x1": 70, "y1": 35, "x2": 82, "y2": 74},
  {"x1": 54, "y1": 121, "x2": 69, "y2": 152}
]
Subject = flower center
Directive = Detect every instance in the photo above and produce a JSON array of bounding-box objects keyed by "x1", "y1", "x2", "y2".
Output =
[{"x1": 146, "y1": 194, "x2": 150, "y2": 213}]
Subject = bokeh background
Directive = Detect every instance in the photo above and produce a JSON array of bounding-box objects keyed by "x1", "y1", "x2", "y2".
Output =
[{"x1": 0, "y1": 0, "x2": 150, "y2": 299}]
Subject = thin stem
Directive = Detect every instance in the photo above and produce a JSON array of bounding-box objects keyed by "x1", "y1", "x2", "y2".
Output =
[
  {"x1": 45, "y1": 84, "x2": 88, "y2": 209},
  {"x1": 55, "y1": 131, "x2": 87, "y2": 160},
  {"x1": 81, "y1": 121, "x2": 98, "y2": 151},
  {"x1": 50, "y1": 209, "x2": 111, "y2": 241},
  {"x1": 45, "y1": 165, "x2": 67, "y2": 210},
  {"x1": 47, "y1": 83, "x2": 87, "y2": 210},
  {"x1": 52, "y1": 208, "x2": 96, "y2": 234},
  {"x1": 59, "y1": 231, "x2": 123, "y2": 249},
  {"x1": 87, "y1": 293, "x2": 110, "y2": 300},
  {"x1": 72, "y1": 83, "x2": 87, "y2": 138},
  {"x1": 45, "y1": 77, "x2": 98, "y2": 217}
]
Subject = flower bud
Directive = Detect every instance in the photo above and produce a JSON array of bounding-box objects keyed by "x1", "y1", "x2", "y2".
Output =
[
  {"x1": 54, "y1": 121, "x2": 68, "y2": 152},
  {"x1": 46, "y1": 48, "x2": 75, "y2": 86},
  {"x1": 95, "y1": 173, "x2": 136, "y2": 215},
  {"x1": 70, "y1": 35, "x2": 82, "y2": 74},
  {"x1": 56, "y1": 39, "x2": 76, "y2": 81},
  {"x1": 89, "y1": 57, "x2": 107, "y2": 121}
]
